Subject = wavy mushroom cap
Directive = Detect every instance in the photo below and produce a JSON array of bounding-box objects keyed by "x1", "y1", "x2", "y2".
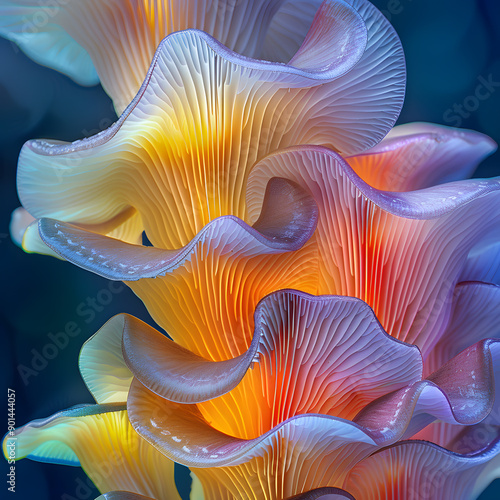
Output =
[{"x1": 8, "y1": 0, "x2": 406, "y2": 252}]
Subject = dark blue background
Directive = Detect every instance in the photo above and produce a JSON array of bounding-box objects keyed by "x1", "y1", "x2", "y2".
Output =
[{"x1": 1, "y1": 0, "x2": 499, "y2": 498}]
